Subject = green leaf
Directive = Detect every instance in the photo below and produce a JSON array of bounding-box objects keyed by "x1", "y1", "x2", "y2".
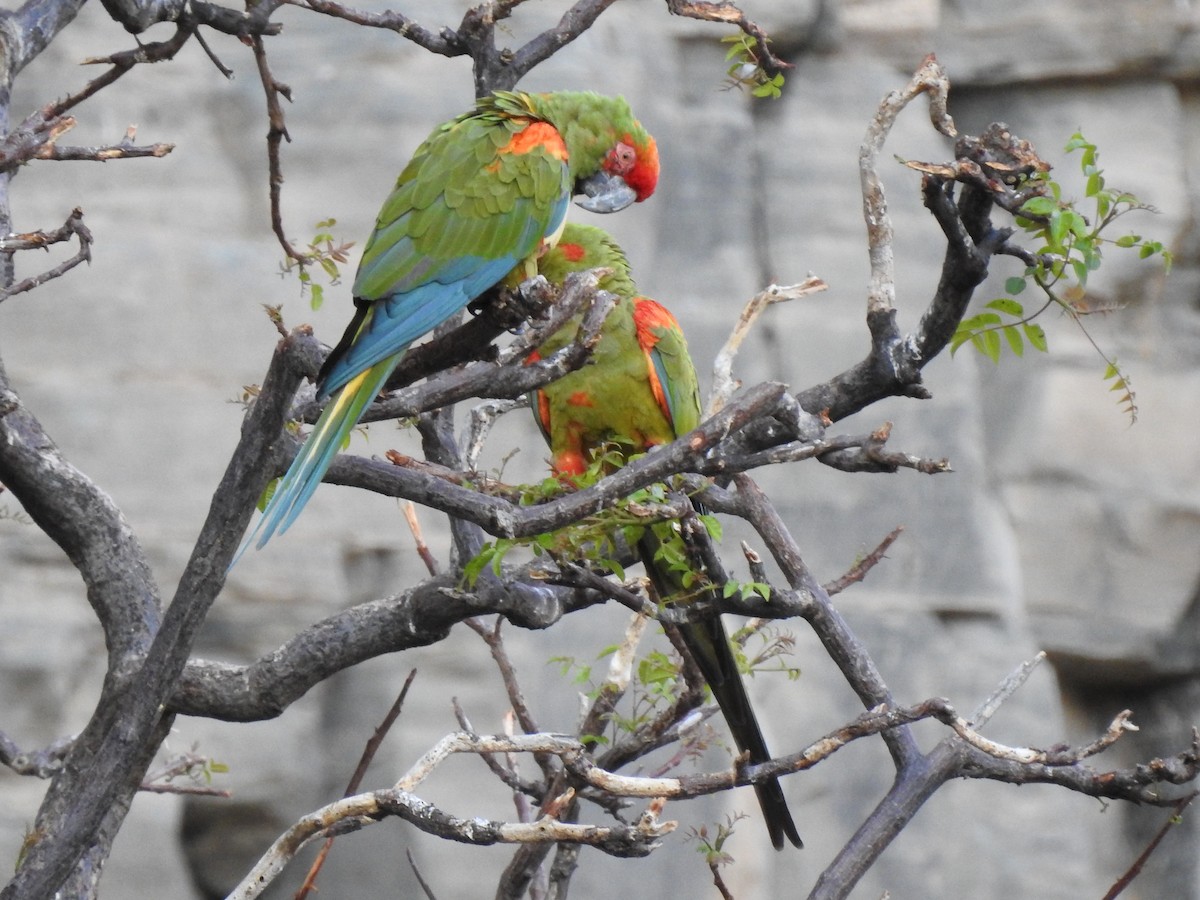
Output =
[
  {"x1": 256, "y1": 478, "x2": 279, "y2": 513},
  {"x1": 1071, "y1": 258, "x2": 1089, "y2": 285},
  {"x1": 962, "y1": 311, "x2": 1003, "y2": 329},
  {"x1": 1003, "y1": 325, "x2": 1024, "y2": 357},
  {"x1": 1064, "y1": 210, "x2": 1090, "y2": 239},
  {"x1": 981, "y1": 329, "x2": 1002, "y2": 363},
  {"x1": 950, "y1": 326, "x2": 974, "y2": 356},
  {"x1": 601, "y1": 558, "x2": 626, "y2": 581},
  {"x1": 986, "y1": 298, "x2": 1024, "y2": 316},
  {"x1": 698, "y1": 513, "x2": 723, "y2": 542},
  {"x1": 1049, "y1": 211, "x2": 1071, "y2": 249},
  {"x1": 1004, "y1": 276, "x2": 1027, "y2": 296},
  {"x1": 1023, "y1": 322, "x2": 1048, "y2": 352},
  {"x1": 1020, "y1": 196, "x2": 1057, "y2": 217},
  {"x1": 490, "y1": 538, "x2": 514, "y2": 576},
  {"x1": 1114, "y1": 233, "x2": 1140, "y2": 248},
  {"x1": 309, "y1": 282, "x2": 324, "y2": 311},
  {"x1": 463, "y1": 544, "x2": 495, "y2": 587}
]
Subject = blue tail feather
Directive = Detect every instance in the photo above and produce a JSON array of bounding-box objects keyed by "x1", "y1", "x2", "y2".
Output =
[{"x1": 230, "y1": 357, "x2": 400, "y2": 568}]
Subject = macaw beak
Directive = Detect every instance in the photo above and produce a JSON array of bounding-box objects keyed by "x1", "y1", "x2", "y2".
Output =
[{"x1": 575, "y1": 171, "x2": 638, "y2": 214}]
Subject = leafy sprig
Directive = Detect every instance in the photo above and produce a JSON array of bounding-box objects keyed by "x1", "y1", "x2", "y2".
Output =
[
  {"x1": 952, "y1": 132, "x2": 1172, "y2": 422},
  {"x1": 721, "y1": 33, "x2": 784, "y2": 99},
  {"x1": 278, "y1": 217, "x2": 354, "y2": 310}
]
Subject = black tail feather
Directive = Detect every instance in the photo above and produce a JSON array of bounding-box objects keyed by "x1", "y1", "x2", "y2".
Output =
[{"x1": 639, "y1": 529, "x2": 802, "y2": 849}]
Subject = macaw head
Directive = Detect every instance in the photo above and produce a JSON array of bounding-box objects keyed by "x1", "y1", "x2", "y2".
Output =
[
  {"x1": 528, "y1": 91, "x2": 660, "y2": 214},
  {"x1": 537, "y1": 222, "x2": 636, "y2": 295},
  {"x1": 576, "y1": 129, "x2": 659, "y2": 213}
]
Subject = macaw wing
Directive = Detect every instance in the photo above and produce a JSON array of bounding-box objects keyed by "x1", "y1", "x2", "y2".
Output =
[
  {"x1": 321, "y1": 112, "x2": 570, "y2": 396},
  {"x1": 633, "y1": 298, "x2": 703, "y2": 439}
]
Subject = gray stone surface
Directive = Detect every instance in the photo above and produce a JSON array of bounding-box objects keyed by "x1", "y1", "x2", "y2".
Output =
[{"x1": 3, "y1": 0, "x2": 1200, "y2": 897}]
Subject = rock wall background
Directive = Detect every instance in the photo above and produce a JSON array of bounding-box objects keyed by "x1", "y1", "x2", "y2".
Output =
[{"x1": 3, "y1": 0, "x2": 1199, "y2": 896}]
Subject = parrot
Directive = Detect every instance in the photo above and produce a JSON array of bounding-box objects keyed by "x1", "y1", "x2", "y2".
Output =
[
  {"x1": 526, "y1": 223, "x2": 803, "y2": 850},
  {"x1": 235, "y1": 91, "x2": 659, "y2": 559}
]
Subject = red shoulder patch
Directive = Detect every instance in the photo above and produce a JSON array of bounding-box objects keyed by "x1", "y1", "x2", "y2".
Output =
[{"x1": 498, "y1": 121, "x2": 568, "y2": 161}]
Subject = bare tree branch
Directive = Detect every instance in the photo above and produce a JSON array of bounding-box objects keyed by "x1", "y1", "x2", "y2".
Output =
[
  {"x1": 0, "y1": 731, "x2": 73, "y2": 778},
  {"x1": 664, "y1": 0, "x2": 792, "y2": 78},
  {"x1": 0, "y1": 207, "x2": 92, "y2": 302}
]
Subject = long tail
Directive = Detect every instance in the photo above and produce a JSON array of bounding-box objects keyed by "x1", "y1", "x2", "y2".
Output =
[
  {"x1": 639, "y1": 527, "x2": 803, "y2": 850},
  {"x1": 232, "y1": 356, "x2": 400, "y2": 566}
]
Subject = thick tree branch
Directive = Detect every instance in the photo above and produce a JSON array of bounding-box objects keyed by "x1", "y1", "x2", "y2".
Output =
[
  {"x1": 0, "y1": 0, "x2": 88, "y2": 76},
  {"x1": 2, "y1": 324, "x2": 314, "y2": 898}
]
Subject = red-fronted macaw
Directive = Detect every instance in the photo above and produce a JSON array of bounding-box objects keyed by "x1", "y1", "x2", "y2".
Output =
[
  {"x1": 237, "y1": 92, "x2": 659, "y2": 558},
  {"x1": 528, "y1": 224, "x2": 802, "y2": 850}
]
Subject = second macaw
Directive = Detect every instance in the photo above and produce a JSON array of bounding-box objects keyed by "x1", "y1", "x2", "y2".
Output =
[
  {"x1": 527, "y1": 224, "x2": 802, "y2": 850},
  {"x1": 235, "y1": 91, "x2": 659, "y2": 560}
]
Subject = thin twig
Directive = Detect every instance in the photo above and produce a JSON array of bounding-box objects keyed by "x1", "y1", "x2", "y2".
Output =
[
  {"x1": 403, "y1": 502, "x2": 441, "y2": 577},
  {"x1": 1102, "y1": 792, "x2": 1198, "y2": 900},
  {"x1": 709, "y1": 858, "x2": 736, "y2": 900},
  {"x1": 822, "y1": 526, "x2": 904, "y2": 596},
  {"x1": 707, "y1": 278, "x2": 827, "y2": 417},
  {"x1": 251, "y1": 35, "x2": 306, "y2": 266},
  {"x1": 463, "y1": 398, "x2": 527, "y2": 472},
  {"x1": 0, "y1": 208, "x2": 93, "y2": 302},
  {"x1": 464, "y1": 618, "x2": 543, "y2": 737},
  {"x1": 860, "y1": 53, "x2": 956, "y2": 316},
  {"x1": 664, "y1": 0, "x2": 792, "y2": 78},
  {"x1": 406, "y1": 847, "x2": 440, "y2": 900},
  {"x1": 294, "y1": 669, "x2": 418, "y2": 900},
  {"x1": 968, "y1": 652, "x2": 1046, "y2": 727}
]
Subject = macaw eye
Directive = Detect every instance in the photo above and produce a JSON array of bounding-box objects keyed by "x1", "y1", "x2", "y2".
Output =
[{"x1": 605, "y1": 142, "x2": 637, "y2": 175}]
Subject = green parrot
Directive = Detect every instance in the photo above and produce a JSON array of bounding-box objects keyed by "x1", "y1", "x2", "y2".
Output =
[
  {"x1": 527, "y1": 224, "x2": 802, "y2": 850},
  {"x1": 235, "y1": 91, "x2": 659, "y2": 560}
]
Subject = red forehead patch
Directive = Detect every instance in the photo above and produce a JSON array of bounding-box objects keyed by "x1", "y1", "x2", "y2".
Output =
[{"x1": 623, "y1": 133, "x2": 659, "y2": 202}]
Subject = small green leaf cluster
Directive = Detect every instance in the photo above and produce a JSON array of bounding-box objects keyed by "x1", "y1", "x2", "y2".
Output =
[
  {"x1": 549, "y1": 645, "x2": 683, "y2": 747},
  {"x1": 688, "y1": 813, "x2": 750, "y2": 867},
  {"x1": 951, "y1": 295, "x2": 1047, "y2": 363},
  {"x1": 462, "y1": 445, "x2": 661, "y2": 588},
  {"x1": 721, "y1": 34, "x2": 784, "y2": 99},
  {"x1": 721, "y1": 578, "x2": 772, "y2": 605},
  {"x1": 279, "y1": 218, "x2": 355, "y2": 311},
  {"x1": 733, "y1": 625, "x2": 801, "y2": 680},
  {"x1": 951, "y1": 132, "x2": 1171, "y2": 421}
]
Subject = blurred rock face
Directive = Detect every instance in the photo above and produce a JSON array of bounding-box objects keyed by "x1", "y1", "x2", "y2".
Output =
[{"x1": 3, "y1": 1, "x2": 1199, "y2": 897}]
